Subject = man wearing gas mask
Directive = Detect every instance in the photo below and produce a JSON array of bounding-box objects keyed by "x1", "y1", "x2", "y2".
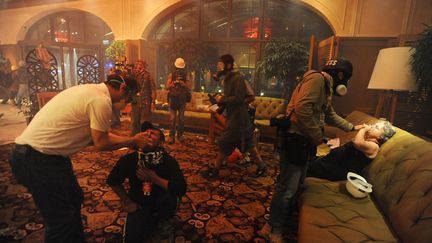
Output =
[
  {"x1": 266, "y1": 58, "x2": 358, "y2": 242},
  {"x1": 202, "y1": 54, "x2": 267, "y2": 179}
]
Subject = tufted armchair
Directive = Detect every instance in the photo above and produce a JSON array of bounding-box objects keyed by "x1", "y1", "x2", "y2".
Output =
[
  {"x1": 298, "y1": 111, "x2": 432, "y2": 243},
  {"x1": 251, "y1": 97, "x2": 287, "y2": 141}
]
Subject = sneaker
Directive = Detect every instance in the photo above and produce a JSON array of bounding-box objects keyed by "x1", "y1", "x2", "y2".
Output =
[
  {"x1": 239, "y1": 153, "x2": 251, "y2": 165},
  {"x1": 168, "y1": 136, "x2": 175, "y2": 144},
  {"x1": 201, "y1": 167, "x2": 219, "y2": 179},
  {"x1": 253, "y1": 164, "x2": 267, "y2": 178}
]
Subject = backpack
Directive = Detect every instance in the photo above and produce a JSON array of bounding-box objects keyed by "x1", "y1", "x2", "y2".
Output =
[{"x1": 168, "y1": 69, "x2": 191, "y2": 109}]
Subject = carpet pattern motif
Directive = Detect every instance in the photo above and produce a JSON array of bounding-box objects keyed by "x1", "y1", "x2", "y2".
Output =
[{"x1": 0, "y1": 126, "x2": 298, "y2": 242}]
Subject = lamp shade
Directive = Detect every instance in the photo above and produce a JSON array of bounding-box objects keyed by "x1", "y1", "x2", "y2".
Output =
[{"x1": 368, "y1": 47, "x2": 418, "y2": 91}]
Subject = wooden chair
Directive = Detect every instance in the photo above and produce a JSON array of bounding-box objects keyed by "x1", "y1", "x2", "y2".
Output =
[{"x1": 36, "y1": 91, "x2": 59, "y2": 109}]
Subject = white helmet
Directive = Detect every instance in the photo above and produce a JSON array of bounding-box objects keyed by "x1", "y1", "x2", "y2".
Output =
[
  {"x1": 346, "y1": 172, "x2": 373, "y2": 198},
  {"x1": 174, "y1": 57, "x2": 185, "y2": 69}
]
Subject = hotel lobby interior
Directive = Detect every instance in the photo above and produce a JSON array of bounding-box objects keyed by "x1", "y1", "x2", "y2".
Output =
[{"x1": 1, "y1": 0, "x2": 432, "y2": 242}]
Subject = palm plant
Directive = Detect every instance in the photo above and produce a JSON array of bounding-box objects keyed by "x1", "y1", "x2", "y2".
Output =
[
  {"x1": 257, "y1": 38, "x2": 309, "y2": 99},
  {"x1": 411, "y1": 24, "x2": 432, "y2": 92},
  {"x1": 105, "y1": 40, "x2": 126, "y2": 64}
]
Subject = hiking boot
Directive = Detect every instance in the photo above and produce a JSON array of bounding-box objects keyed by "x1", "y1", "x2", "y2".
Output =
[
  {"x1": 253, "y1": 164, "x2": 267, "y2": 178},
  {"x1": 201, "y1": 167, "x2": 219, "y2": 179},
  {"x1": 168, "y1": 136, "x2": 175, "y2": 145}
]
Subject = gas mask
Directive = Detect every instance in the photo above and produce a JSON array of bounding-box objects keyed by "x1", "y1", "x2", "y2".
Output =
[
  {"x1": 214, "y1": 54, "x2": 234, "y2": 82},
  {"x1": 327, "y1": 70, "x2": 349, "y2": 96},
  {"x1": 322, "y1": 59, "x2": 353, "y2": 97},
  {"x1": 213, "y1": 70, "x2": 227, "y2": 82}
]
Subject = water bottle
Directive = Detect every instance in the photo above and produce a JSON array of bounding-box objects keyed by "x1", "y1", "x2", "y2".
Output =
[{"x1": 138, "y1": 152, "x2": 152, "y2": 196}]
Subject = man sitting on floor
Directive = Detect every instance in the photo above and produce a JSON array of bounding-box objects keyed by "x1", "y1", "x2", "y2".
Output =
[
  {"x1": 107, "y1": 122, "x2": 187, "y2": 242},
  {"x1": 307, "y1": 120, "x2": 396, "y2": 181}
]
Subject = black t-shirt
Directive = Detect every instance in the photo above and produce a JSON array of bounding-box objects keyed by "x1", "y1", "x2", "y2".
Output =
[{"x1": 107, "y1": 150, "x2": 186, "y2": 206}]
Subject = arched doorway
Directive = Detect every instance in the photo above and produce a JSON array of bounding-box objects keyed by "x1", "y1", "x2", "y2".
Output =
[
  {"x1": 146, "y1": 0, "x2": 334, "y2": 97},
  {"x1": 19, "y1": 10, "x2": 114, "y2": 90}
]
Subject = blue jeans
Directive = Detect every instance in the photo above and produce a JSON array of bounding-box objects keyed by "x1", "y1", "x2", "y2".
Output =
[
  {"x1": 10, "y1": 145, "x2": 84, "y2": 243},
  {"x1": 269, "y1": 132, "x2": 313, "y2": 230},
  {"x1": 169, "y1": 104, "x2": 185, "y2": 137}
]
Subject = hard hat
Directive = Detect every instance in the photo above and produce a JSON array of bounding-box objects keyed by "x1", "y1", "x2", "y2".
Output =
[{"x1": 345, "y1": 172, "x2": 373, "y2": 198}]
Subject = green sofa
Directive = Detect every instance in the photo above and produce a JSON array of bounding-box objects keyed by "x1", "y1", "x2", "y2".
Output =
[{"x1": 299, "y1": 111, "x2": 432, "y2": 243}]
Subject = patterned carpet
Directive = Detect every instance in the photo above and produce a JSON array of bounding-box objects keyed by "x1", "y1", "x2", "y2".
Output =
[{"x1": 0, "y1": 123, "x2": 298, "y2": 242}]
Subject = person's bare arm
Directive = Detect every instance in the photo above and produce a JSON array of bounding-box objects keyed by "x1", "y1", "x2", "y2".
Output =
[
  {"x1": 91, "y1": 129, "x2": 152, "y2": 151},
  {"x1": 352, "y1": 125, "x2": 380, "y2": 158}
]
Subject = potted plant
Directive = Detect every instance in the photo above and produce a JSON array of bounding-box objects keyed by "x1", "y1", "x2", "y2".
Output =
[
  {"x1": 105, "y1": 40, "x2": 126, "y2": 64},
  {"x1": 257, "y1": 38, "x2": 309, "y2": 99},
  {"x1": 411, "y1": 24, "x2": 432, "y2": 93},
  {"x1": 408, "y1": 24, "x2": 432, "y2": 136}
]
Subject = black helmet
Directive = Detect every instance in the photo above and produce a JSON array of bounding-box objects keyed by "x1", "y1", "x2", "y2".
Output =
[{"x1": 322, "y1": 58, "x2": 353, "y2": 80}]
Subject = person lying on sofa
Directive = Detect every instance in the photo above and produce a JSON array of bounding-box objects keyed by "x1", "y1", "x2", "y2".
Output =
[
  {"x1": 307, "y1": 120, "x2": 396, "y2": 181},
  {"x1": 107, "y1": 122, "x2": 187, "y2": 242}
]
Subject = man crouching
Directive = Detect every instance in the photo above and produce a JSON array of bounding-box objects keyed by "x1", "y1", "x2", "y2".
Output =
[{"x1": 107, "y1": 122, "x2": 186, "y2": 242}]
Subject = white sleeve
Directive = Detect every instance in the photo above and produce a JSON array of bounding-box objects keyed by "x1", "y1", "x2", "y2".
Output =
[{"x1": 87, "y1": 97, "x2": 112, "y2": 132}]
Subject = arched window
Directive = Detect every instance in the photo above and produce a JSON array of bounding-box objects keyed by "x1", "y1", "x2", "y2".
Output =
[
  {"x1": 148, "y1": 0, "x2": 333, "y2": 97},
  {"x1": 22, "y1": 10, "x2": 113, "y2": 88}
]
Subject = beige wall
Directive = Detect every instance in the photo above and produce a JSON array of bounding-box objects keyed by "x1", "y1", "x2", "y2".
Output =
[
  {"x1": 1, "y1": 0, "x2": 431, "y2": 45},
  {"x1": 332, "y1": 37, "x2": 392, "y2": 116},
  {"x1": 0, "y1": 0, "x2": 180, "y2": 44}
]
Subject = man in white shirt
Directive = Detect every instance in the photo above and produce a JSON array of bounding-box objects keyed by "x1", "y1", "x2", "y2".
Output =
[{"x1": 10, "y1": 74, "x2": 153, "y2": 243}]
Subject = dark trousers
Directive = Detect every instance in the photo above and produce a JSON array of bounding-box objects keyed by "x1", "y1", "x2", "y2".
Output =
[
  {"x1": 270, "y1": 132, "x2": 315, "y2": 230},
  {"x1": 124, "y1": 193, "x2": 178, "y2": 243},
  {"x1": 10, "y1": 144, "x2": 84, "y2": 243}
]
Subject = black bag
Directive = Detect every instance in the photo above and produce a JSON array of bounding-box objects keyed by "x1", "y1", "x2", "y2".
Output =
[{"x1": 284, "y1": 133, "x2": 315, "y2": 166}]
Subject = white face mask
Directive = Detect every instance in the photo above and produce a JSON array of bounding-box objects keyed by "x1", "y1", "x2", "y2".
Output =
[{"x1": 113, "y1": 99, "x2": 126, "y2": 110}]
